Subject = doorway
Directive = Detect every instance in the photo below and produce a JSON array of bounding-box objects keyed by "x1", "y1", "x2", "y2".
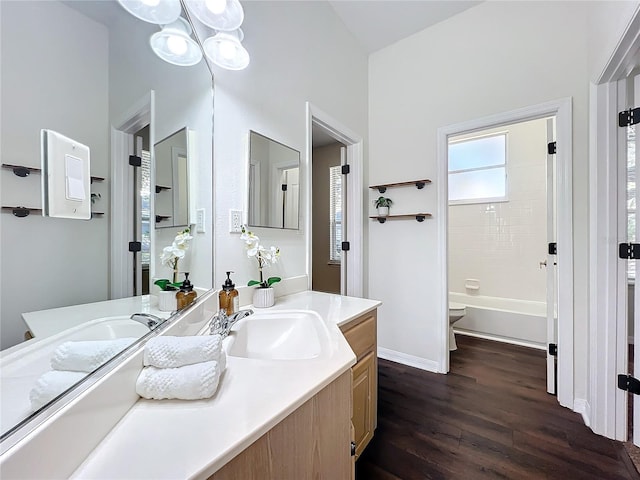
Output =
[
  {"x1": 110, "y1": 91, "x2": 155, "y2": 299},
  {"x1": 311, "y1": 130, "x2": 346, "y2": 294},
  {"x1": 446, "y1": 116, "x2": 558, "y2": 392},
  {"x1": 306, "y1": 102, "x2": 364, "y2": 297},
  {"x1": 437, "y1": 98, "x2": 574, "y2": 408}
]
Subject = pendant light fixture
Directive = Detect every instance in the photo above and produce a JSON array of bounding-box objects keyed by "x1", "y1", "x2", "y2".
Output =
[
  {"x1": 150, "y1": 17, "x2": 203, "y2": 66},
  {"x1": 117, "y1": 0, "x2": 181, "y2": 25},
  {"x1": 203, "y1": 29, "x2": 249, "y2": 71},
  {"x1": 185, "y1": 0, "x2": 244, "y2": 31}
]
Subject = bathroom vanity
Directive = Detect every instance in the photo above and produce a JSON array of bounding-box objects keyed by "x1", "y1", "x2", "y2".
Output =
[{"x1": 61, "y1": 290, "x2": 381, "y2": 479}]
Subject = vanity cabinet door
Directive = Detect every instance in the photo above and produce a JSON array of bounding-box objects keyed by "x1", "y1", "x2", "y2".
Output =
[
  {"x1": 340, "y1": 309, "x2": 377, "y2": 459},
  {"x1": 352, "y1": 351, "x2": 375, "y2": 459}
]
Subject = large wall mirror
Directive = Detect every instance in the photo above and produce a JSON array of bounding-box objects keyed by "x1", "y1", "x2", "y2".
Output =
[
  {"x1": 247, "y1": 131, "x2": 301, "y2": 230},
  {"x1": 0, "y1": 0, "x2": 213, "y2": 446}
]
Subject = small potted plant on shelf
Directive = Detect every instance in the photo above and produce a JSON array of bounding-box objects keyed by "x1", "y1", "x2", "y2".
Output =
[{"x1": 374, "y1": 196, "x2": 393, "y2": 217}]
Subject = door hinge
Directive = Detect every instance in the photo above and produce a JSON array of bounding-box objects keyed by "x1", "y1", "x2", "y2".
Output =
[
  {"x1": 350, "y1": 441, "x2": 356, "y2": 456},
  {"x1": 618, "y1": 374, "x2": 640, "y2": 395},
  {"x1": 548, "y1": 343, "x2": 558, "y2": 356},
  {"x1": 341, "y1": 241, "x2": 350, "y2": 251},
  {"x1": 342, "y1": 164, "x2": 350, "y2": 175},
  {"x1": 619, "y1": 107, "x2": 640, "y2": 127},
  {"x1": 281, "y1": 184, "x2": 288, "y2": 192},
  {"x1": 128, "y1": 241, "x2": 142, "y2": 252},
  {"x1": 548, "y1": 242, "x2": 557, "y2": 255},
  {"x1": 547, "y1": 142, "x2": 556, "y2": 155},
  {"x1": 129, "y1": 155, "x2": 142, "y2": 167},
  {"x1": 619, "y1": 243, "x2": 640, "y2": 259}
]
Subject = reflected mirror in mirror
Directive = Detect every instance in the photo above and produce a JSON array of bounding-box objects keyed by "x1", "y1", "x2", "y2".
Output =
[
  {"x1": 0, "y1": 0, "x2": 213, "y2": 444},
  {"x1": 247, "y1": 131, "x2": 300, "y2": 230},
  {"x1": 155, "y1": 128, "x2": 189, "y2": 228}
]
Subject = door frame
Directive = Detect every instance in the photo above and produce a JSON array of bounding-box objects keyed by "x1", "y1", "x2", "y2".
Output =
[
  {"x1": 110, "y1": 91, "x2": 155, "y2": 299},
  {"x1": 437, "y1": 98, "x2": 574, "y2": 410},
  {"x1": 589, "y1": 8, "x2": 640, "y2": 442},
  {"x1": 305, "y1": 102, "x2": 364, "y2": 297}
]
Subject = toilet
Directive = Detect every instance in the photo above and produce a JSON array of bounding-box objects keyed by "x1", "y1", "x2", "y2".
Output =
[{"x1": 449, "y1": 302, "x2": 466, "y2": 351}]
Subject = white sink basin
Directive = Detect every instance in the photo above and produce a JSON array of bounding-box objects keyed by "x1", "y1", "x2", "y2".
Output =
[{"x1": 224, "y1": 310, "x2": 329, "y2": 360}]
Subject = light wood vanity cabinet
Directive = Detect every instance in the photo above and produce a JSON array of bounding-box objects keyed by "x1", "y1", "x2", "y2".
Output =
[
  {"x1": 209, "y1": 371, "x2": 352, "y2": 480},
  {"x1": 340, "y1": 310, "x2": 378, "y2": 459}
]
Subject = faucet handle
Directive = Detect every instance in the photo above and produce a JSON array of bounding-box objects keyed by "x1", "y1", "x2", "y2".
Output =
[{"x1": 209, "y1": 309, "x2": 228, "y2": 336}]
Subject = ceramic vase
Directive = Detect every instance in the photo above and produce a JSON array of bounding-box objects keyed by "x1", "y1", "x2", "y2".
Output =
[
  {"x1": 253, "y1": 287, "x2": 275, "y2": 308},
  {"x1": 377, "y1": 206, "x2": 389, "y2": 217},
  {"x1": 158, "y1": 290, "x2": 177, "y2": 312}
]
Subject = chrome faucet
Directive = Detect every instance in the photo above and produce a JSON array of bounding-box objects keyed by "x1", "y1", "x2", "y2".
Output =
[
  {"x1": 210, "y1": 309, "x2": 254, "y2": 337},
  {"x1": 130, "y1": 313, "x2": 164, "y2": 330}
]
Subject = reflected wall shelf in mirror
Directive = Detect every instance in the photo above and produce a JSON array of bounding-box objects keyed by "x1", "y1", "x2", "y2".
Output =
[{"x1": 2, "y1": 163, "x2": 106, "y2": 219}]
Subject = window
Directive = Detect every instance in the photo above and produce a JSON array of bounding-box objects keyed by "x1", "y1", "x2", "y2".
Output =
[
  {"x1": 448, "y1": 133, "x2": 507, "y2": 204},
  {"x1": 329, "y1": 165, "x2": 342, "y2": 263}
]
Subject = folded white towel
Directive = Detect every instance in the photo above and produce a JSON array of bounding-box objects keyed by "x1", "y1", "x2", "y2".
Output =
[
  {"x1": 29, "y1": 370, "x2": 87, "y2": 412},
  {"x1": 135, "y1": 355, "x2": 226, "y2": 400},
  {"x1": 51, "y1": 337, "x2": 138, "y2": 372},
  {"x1": 143, "y1": 335, "x2": 223, "y2": 369}
]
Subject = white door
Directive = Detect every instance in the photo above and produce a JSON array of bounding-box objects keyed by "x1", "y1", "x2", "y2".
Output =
[
  {"x1": 133, "y1": 135, "x2": 144, "y2": 296},
  {"x1": 340, "y1": 146, "x2": 347, "y2": 295},
  {"x1": 633, "y1": 74, "x2": 640, "y2": 445},
  {"x1": 546, "y1": 118, "x2": 558, "y2": 395}
]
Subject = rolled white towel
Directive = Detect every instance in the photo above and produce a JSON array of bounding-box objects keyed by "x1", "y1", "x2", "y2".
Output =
[
  {"x1": 29, "y1": 370, "x2": 87, "y2": 412},
  {"x1": 51, "y1": 337, "x2": 138, "y2": 373},
  {"x1": 143, "y1": 335, "x2": 223, "y2": 369},
  {"x1": 135, "y1": 355, "x2": 226, "y2": 400}
]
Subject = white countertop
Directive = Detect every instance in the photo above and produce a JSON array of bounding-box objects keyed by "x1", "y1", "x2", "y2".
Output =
[{"x1": 70, "y1": 291, "x2": 381, "y2": 479}]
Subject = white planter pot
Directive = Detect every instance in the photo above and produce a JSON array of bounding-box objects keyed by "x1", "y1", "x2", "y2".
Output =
[
  {"x1": 377, "y1": 206, "x2": 389, "y2": 217},
  {"x1": 158, "y1": 290, "x2": 177, "y2": 312},
  {"x1": 253, "y1": 287, "x2": 275, "y2": 308}
]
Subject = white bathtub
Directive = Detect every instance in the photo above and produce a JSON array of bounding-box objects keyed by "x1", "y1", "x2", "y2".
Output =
[
  {"x1": 0, "y1": 317, "x2": 150, "y2": 436},
  {"x1": 449, "y1": 292, "x2": 547, "y2": 349}
]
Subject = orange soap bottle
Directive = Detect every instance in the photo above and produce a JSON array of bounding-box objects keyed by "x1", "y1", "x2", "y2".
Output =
[{"x1": 218, "y1": 271, "x2": 239, "y2": 315}]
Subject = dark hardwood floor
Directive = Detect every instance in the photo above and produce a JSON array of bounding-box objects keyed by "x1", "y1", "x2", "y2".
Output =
[{"x1": 356, "y1": 335, "x2": 640, "y2": 480}]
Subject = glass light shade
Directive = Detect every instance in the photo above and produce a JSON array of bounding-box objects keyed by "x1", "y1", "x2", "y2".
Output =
[
  {"x1": 150, "y1": 18, "x2": 203, "y2": 66},
  {"x1": 203, "y1": 29, "x2": 249, "y2": 70},
  {"x1": 186, "y1": 0, "x2": 244, "y2": 31},
  {"x1": 117, "y1": 0, "x2": 181, "y2": 25}
]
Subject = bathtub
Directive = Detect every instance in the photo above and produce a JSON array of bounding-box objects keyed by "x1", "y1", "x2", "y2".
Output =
[
  {"x1": 0, "y1": 317, "x2": 151, "y2": 437},
  {"x1": 449, "y1": 292, "x2": 547, "y2": 349}
]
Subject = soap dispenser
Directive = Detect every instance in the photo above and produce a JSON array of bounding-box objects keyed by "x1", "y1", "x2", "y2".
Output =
[
  {"x1": 219, "y1": 271, "x2": 239, "y2": 316},
  {"x1": 176, "y1": 273, "x2": 197, "y2": 310}
]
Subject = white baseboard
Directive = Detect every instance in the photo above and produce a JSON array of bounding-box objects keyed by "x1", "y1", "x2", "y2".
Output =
[
  {"x1": 574, "y1": 398, "x2": 591, "y2": 427},
  {"x1": 454, "y1": 329, "x2": 546, "y2": 351},
  {"x1": 377, "y1": 347, "x2": 440, "y2": 373}
]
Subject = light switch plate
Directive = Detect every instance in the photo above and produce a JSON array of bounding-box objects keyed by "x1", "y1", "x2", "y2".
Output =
[
  {"x1": 230, "y1": 210, "x2": 243, "y2": 233},
  {"x1": 196, "y1": 208, "x2": 205, "y2": 233}
]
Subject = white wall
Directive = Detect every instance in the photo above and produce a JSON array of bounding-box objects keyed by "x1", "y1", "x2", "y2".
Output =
[
  {"x1": 0, "y1": 1, "x2": 109, "y2": 349},
  {"x1": 449, "y1": 119, "x2": 548, "y2": 303},
  {"x1": 368, "y1": 1, "x2": 590, "y2": 399},
  {"x1": 587, "y1": 0, "x2": 640, "y2": 82},
  {"x1": 213, "y1": 1, "x2": 368, "y2": 290},
  {"x1": 107, "y1": 12, "x2": 214, "y2": 290}
]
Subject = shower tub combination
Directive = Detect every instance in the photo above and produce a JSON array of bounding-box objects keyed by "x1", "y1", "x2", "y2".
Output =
[{"x1": 449, "y1": 292, "x2": 547, "y2": 350}]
